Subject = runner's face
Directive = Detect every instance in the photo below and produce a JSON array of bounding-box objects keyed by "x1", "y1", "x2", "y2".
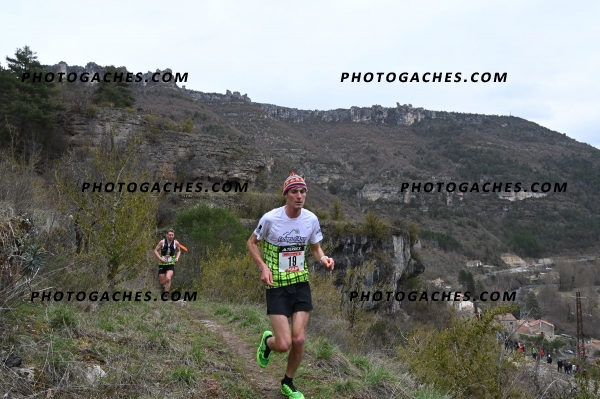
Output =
[
  {"x1": 166, "y1": 232, "x2": 175, "y2": 241},
  {"x1": 285, "y1": 187, "x2": 306, "y2": 210}
]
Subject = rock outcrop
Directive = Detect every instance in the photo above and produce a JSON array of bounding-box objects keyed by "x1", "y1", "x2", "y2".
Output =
[
  {"x1": 46, "y1": 62, "x2": 178, "y2": 89},
  {"x1": 60, "y1": 108, "x2": 265, "y2": 183},
  {"x1": 183, "y1": 88, "x2": 252, "y2": 103},
  {"x1": 323, "y1": 224, "x2": 424, "y2": 314},
  {"x1": 258, "y1": 102, "x2": 435, "y2": 126}
]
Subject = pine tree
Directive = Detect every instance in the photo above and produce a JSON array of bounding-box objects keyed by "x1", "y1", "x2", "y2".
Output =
[
  {"x1": 92, "y1": 65, "x2": 135, "y2": 108},
  {"x1": 331, "y1": 198, "x2": 345, "y2": 221},
  {"x1": 0, "y1": 46, "x2": 63, "y2": 155},
  {"x1": 458, "y1": 270, "x2": 468, "y2": 288},
  {"x1": 525, "y1": 291, "x2": 542, "y2": 319},
  {"x1": 465, "y1": 272, "x2": 476, "y2": 296},
  {"x1": 458, "y1": 270, "x2": 476, "y2": 295}
]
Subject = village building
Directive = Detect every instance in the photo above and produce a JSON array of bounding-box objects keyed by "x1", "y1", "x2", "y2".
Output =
[
  {"x1": 497, "y1": 313, "x2": 518, "y2": 331},
  {"x1": 585, "y1": 339, "x2": 600, "y2": 358},
  {"x1": 496, "y1": 314, "x2": 556, "y2": 341},
  {"x1": 466, "y1": 260, "x2": 482, "y2": 267},
  {"x1": 449, "y1": 292, "x2": 481, "y2": 316}
]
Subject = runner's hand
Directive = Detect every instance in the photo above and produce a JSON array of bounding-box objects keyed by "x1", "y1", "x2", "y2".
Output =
[
  {"x1": 322, "y1": 257, "x2": 335, "y2": 271},
  {"x1": 261, "y1": 268, "x2": 274, "y2": 286}
]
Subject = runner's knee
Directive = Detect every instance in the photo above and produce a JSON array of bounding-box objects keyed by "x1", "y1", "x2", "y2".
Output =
[
  {"x1": 292, "y1": 335, "x2": 305, "y2": 347},
  {"x1": 273, "y1": 337, "x2": 292, "y2": 352}
]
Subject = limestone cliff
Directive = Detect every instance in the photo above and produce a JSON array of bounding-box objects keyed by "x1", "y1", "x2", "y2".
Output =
[
  {"x1": 60, "y1": 108, "x2": 265, "y2": 183},
  {"x1": 322, "y1": 224, "x2": 424, "y2": 314},
  {"x1": 47, "y1": 62, "x2": 178, "y2": 89},
  {"x1": 258, "y1": 103, "x2": 435, "y2": 126}
]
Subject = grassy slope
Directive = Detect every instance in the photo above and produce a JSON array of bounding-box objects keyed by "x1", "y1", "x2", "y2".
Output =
[
  {"x1": 1, "y1": 298, "x2": 448, "y2": 399},
  {"x1": 1, "y1": 299, "x2": 258, "y2": 398}
]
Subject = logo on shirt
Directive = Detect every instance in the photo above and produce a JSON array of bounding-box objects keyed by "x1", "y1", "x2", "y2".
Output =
[{"x1": 278, "y1": 229, "x2": 307, "y2": 244}]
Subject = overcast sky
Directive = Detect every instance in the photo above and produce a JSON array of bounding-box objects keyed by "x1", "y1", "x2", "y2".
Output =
[{"x1": 2, "y1": 0, "x2": 599, "y2": 148}]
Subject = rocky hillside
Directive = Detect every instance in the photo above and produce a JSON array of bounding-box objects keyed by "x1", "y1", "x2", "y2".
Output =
[{"x1": 51, "y1": 63, "x2": 600, "y2": 279}]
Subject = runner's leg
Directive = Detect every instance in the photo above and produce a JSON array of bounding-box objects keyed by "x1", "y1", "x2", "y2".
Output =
[
  {"x1": 164, "y1": 269, "x2": 173, "y2": 292},
  {"x1": 286, "y1": 311, "x2": 309, "y2": 378},
  {"x1": 158, "y1": 270, "x2": 166, "y2": 291},
  {"x1": 267, "y1": 314, "x2": 292, "y2": 352}
]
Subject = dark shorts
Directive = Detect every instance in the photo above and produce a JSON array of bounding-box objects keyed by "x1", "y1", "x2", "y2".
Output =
[
  {"x1": 266, "y1": 281, "x2": 313, "y2": 318},
  {"x1": 158, "y1": 265, "x2": 174, "y2": 275}
]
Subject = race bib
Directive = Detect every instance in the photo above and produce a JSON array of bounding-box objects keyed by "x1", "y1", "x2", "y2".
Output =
[
  {"x1": 165, "y1": 256, "x2": 172, "y2": 263},
  {"x1": 278, "y1": 245, "x2": 305, "y2": 273}
]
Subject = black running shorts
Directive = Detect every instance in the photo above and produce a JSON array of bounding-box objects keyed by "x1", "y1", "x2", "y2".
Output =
[
  {"x1": 266, "y1": 281, "x2": 313, "y2": 317},
  {"x1": 158, "y1": 265, "x2": 174, "y2": 275}
]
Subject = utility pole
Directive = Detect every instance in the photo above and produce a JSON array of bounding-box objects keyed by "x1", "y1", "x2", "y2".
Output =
[{"x1": 576, "y1": 291, "x2": 585, "y2": 362}]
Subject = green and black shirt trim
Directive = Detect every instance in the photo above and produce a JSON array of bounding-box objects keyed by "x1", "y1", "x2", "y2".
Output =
[{"x1": 263, "y1": 241, "x2": 309, "y2": 289}]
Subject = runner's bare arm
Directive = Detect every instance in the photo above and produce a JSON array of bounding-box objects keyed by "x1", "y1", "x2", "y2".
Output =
[
  {"x1": 310, "y1": 243, "x2": 334, "y2": 271},
  {"x1": 247, "y1": 233, "x2": 273, "y2": 286},
  {"x1": 154, "y1": 240, "x2": 166, "y2": 262},
  {"x1": 175, "y1": 240, "x2": 181, "y2": 262}
]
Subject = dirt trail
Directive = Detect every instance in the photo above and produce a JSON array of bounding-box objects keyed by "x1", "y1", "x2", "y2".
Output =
[{"x1": 188, "y1": 308, "x2": 283, "y2": 399}]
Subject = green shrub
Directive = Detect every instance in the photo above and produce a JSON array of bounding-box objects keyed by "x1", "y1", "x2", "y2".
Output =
[
  {"x1": 313, "y1": 208, "x2": 329, "y2": 220},
  {"x1": 420, "y1": 230, "x2": 461, "y2": 251},
  {"x1": 84, "y1": 104, "x2": 99, "y2": 118},
  {"x1": 350, "y1": 355, "x2": 370, "y2": 371},
  {"x1": 142, "y1": 114, "x2": 159, "y2": 124},
  {"x1": 214, "y1": 306, "x2": 234, "y2": 317},
  {"x1": 313, "y1": 338, "x2": 336, "y2": 360},
  {"x1": 398, "y1": 305, "x2": 520, "y2": 399},
  {"x1": 236, "y1": 193, "x2": 281, "y2": 219},
  {"x1": 409, "y1": 222, "x2": 419, "y2": 245},
  {"x1": 197, "y1": 244, "x2": 263, "y2": 304},
  {"x1": 49, "y1": 304, "x2": 78, "y2": 329},
  {"x1": 333, "y1": 221, "x2": 356, "y2": 236},
  {"x1": 331, "y1": 199, "x2": 345, "y2": 221},
  {"x1": 92, "y1": 66, "x2": 135, "y2": 108},
  {"x1": 181, "y1": 118, "x2": 193, "y2": 133},
  {"x1": 175, "y1": 204, "x2": 249, "y2": 255},
  {"x1": 365, "y1": 364, "x2": 392, "y2": 385},
  {"x1": 361, "y1": 212, "x2": 390, "y2": 239}
]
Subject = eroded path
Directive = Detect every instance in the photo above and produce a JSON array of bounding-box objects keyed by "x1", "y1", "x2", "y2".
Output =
[{"x1": 188, "y1": 308, "x2": 283, "y2": 399}]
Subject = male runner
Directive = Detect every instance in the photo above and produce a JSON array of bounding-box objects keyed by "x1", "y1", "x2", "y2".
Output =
[
  {"x1": 247, "y1": 172, "x2": 335, "y2": 399},
  {"x1": 153, "y1": 229, "x2": 181, "y2": 294}
]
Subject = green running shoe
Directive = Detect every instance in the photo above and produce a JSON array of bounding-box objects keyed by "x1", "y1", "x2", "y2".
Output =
[
  {"x1": 256, "y1": 330, "x2": 272, "y2": 368},
  {"x1": 281, "y1": 381, "x2": 304, "y2": 399}
]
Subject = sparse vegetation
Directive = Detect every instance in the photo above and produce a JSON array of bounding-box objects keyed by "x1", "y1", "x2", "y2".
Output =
[
  {"x1": 420, "y1": 230, "x2": 461, "y2": 251},
  {"x1": 181, "y1": 117, "x2": 193, "y2": 133},
  {"x1": 1, "y1": 46, "x2": 599, "y2": 398},
  {"x1": 399, "y1": 305, "x2": 523, "y2": 399},
  {"x1": 361, "y1": 212, "x2": 391, "y2": 239},
  {"x1": 331, "y1": 198, "x2": 345, "y2": 221},
  {"x1": 92, "y1": 65, "x2": 135, "y2": 108},
  {"x1": 55, "y1": 134, "x2": 158, "y2": 291}
]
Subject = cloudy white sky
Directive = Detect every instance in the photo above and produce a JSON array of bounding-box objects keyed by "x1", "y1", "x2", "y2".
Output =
[{"x1": 2, "y1": 1, "x2": 599, "y2": 148}]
